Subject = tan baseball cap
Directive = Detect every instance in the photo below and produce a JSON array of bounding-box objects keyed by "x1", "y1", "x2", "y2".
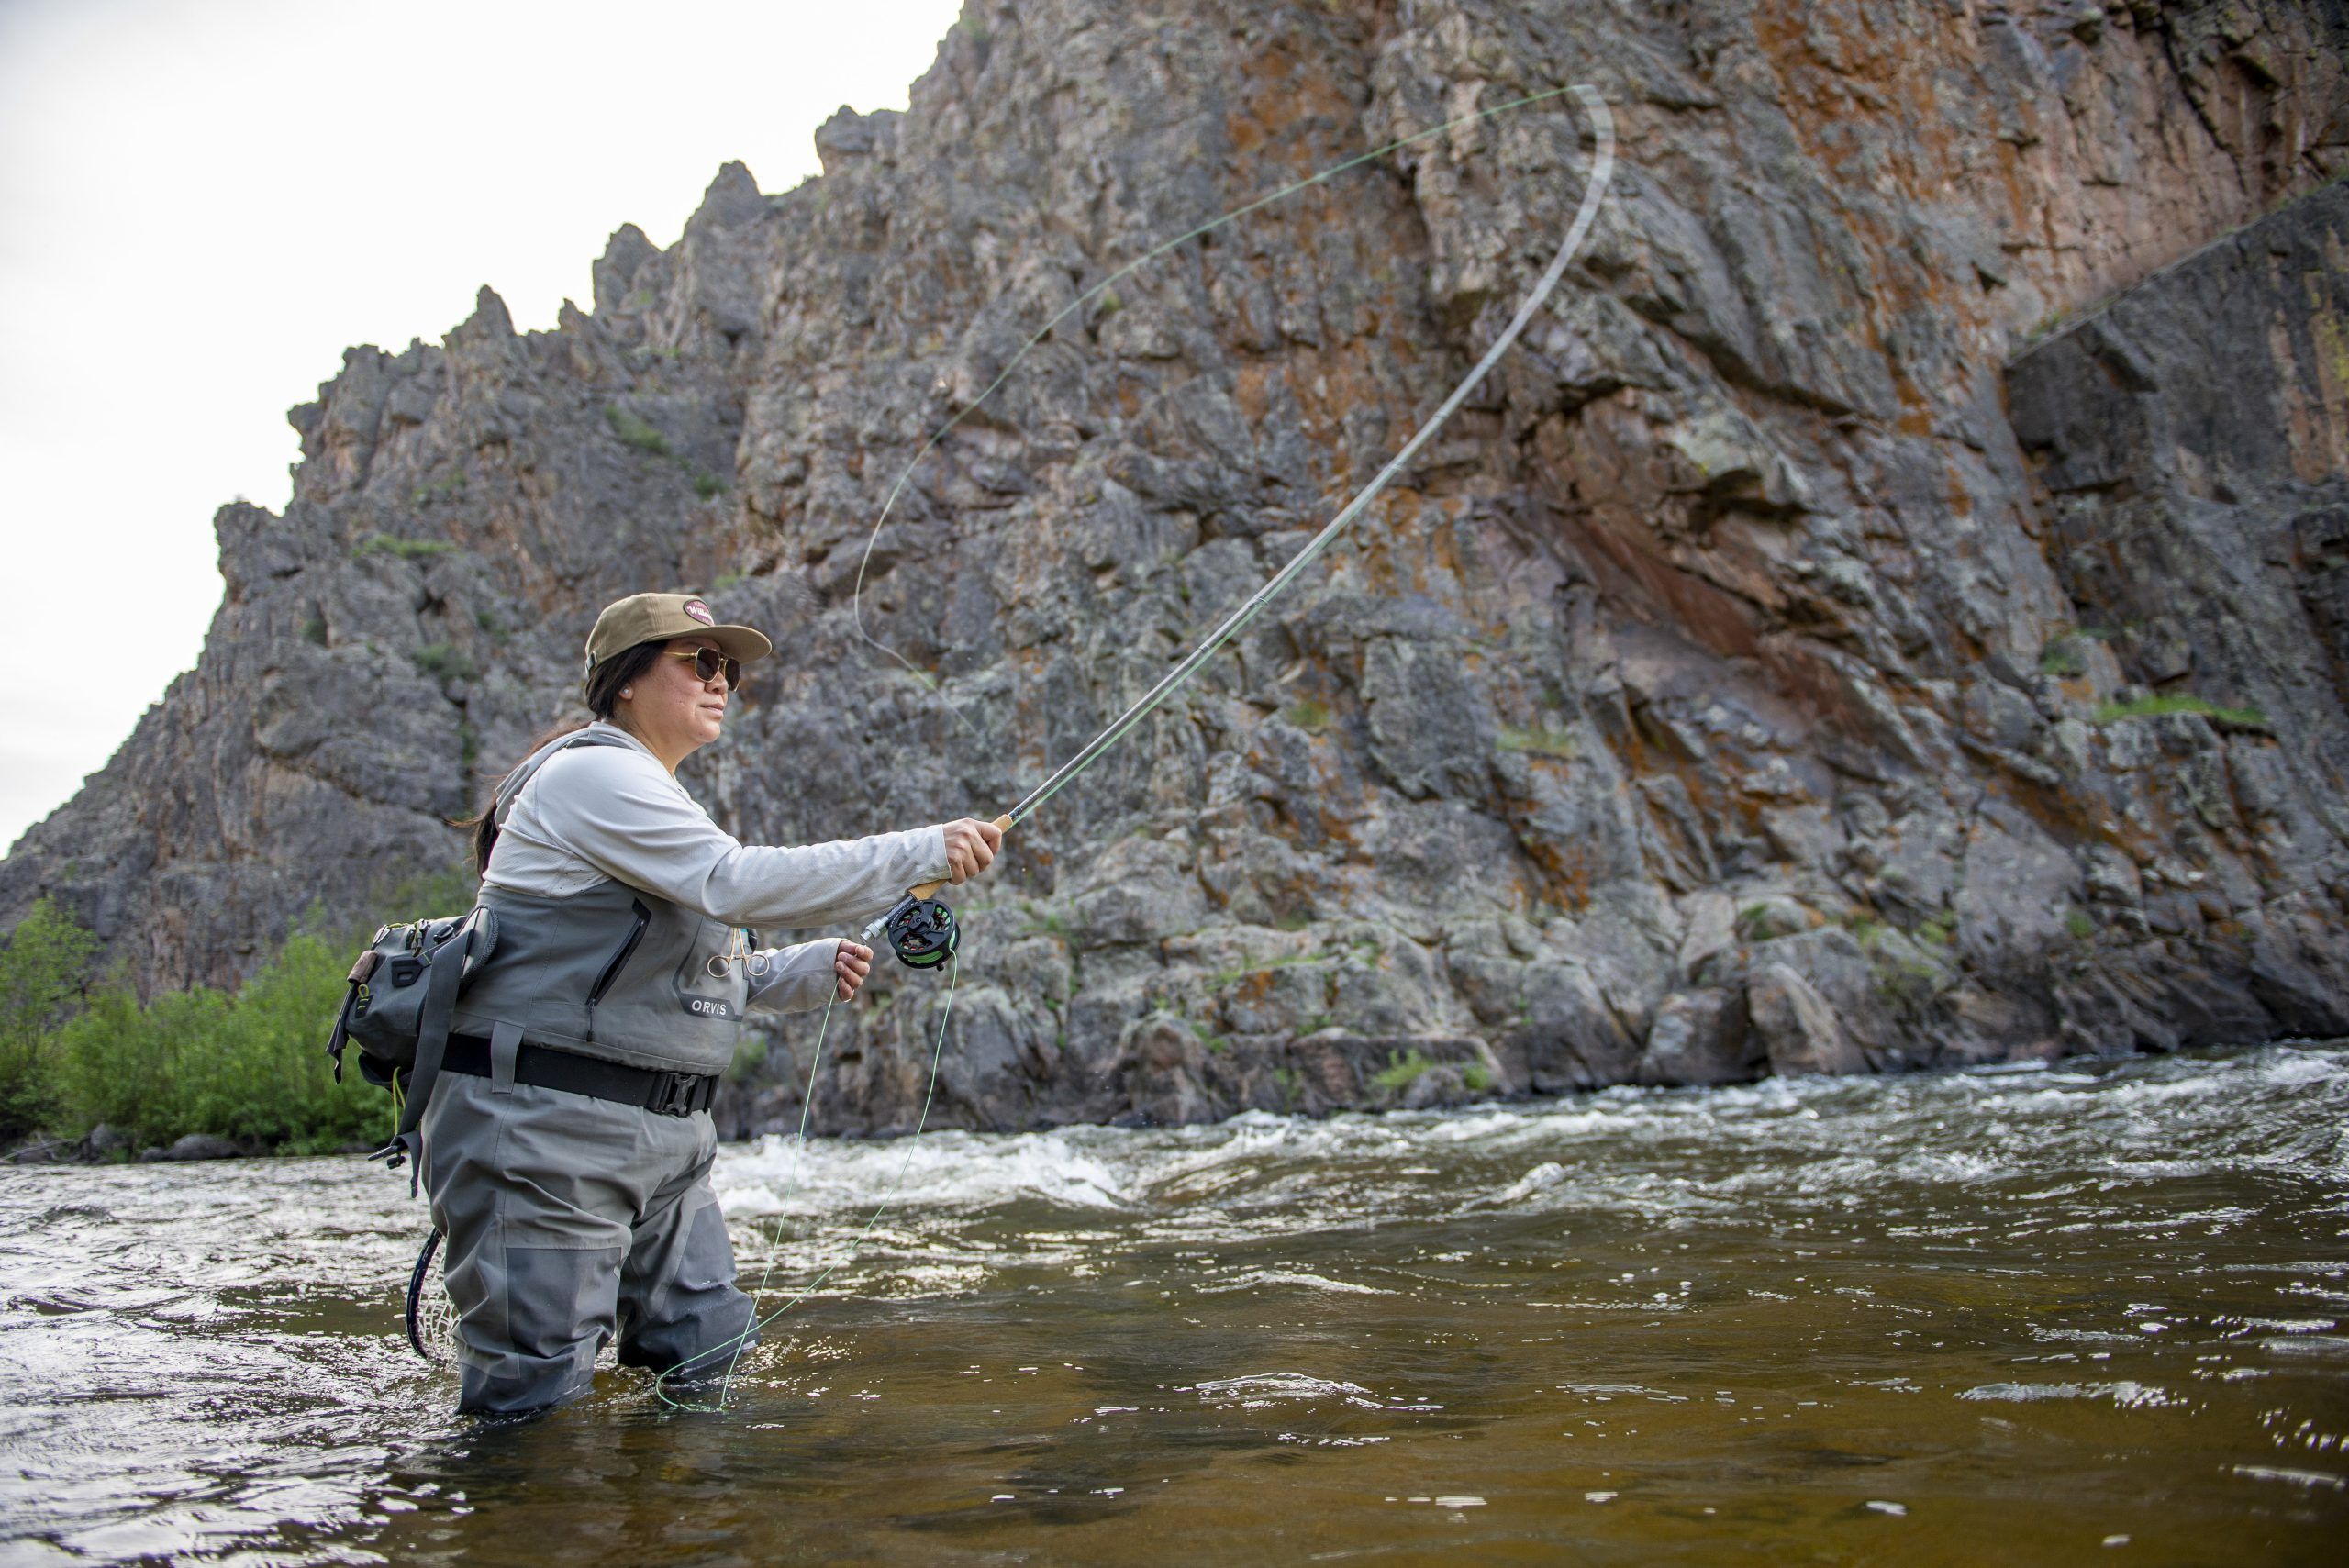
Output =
[{"x1": 584, "y1": 591, "x2": 774, "y2": 672}]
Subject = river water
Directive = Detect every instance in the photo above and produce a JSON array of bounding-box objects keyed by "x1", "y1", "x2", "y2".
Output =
[{"x1": 3, "y1": 1043, "x2": 2344, "y2": 1565}]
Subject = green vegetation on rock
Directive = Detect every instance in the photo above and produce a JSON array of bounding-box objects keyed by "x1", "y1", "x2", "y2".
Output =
[
  {"x1": 605, "y1": 406, "x2": 740, "y2": 505},
  {"x1": 354, "y1": 534, "x2": 456, "y2": 562},
  {"x1": 1497, "y1": 724, "x2": 1575, "y2": 759},
  {"x1": 605, "y1": 405, "x2": 672, "y2": 456},
  {"x1": 1370, "y1": 1047, "x2": 1435, "y2": 1093},
  {"x1": 409, "y1": 471, "x2": 467, "y2": 505},
  {"x1": 2038, "y1": 629, "x2": 2097, "y2": 677},
  {"x1": 412, "y1": 642, "x2": 478, "y2": 684},
  {"x1": 1207, "y1": 947, "x2": 1327, "y2": 988},
  {"x1": 2089, "y1": 693, "x2": 2269, "y2": 728}
]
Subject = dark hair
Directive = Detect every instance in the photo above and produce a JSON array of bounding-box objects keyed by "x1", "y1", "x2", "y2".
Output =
[{"x1": 461, "y1": 639, "x2": 666, "y2": 875}]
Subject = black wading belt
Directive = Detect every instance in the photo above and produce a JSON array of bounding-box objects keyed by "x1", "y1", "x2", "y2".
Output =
[{"x1": 439, "y1": 1032, "x2": 718, "y2": 1116}]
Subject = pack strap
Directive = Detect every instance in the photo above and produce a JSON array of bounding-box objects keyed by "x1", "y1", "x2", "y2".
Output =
[
  {"x1": 494, "y1": 727, "x2": 633, "y2": 828},
  {"x1": 325, "y1": 988, "x2": 356, "y2": 1083}
]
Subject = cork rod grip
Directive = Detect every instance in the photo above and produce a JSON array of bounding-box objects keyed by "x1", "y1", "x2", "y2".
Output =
[{"x1": 906, "y1": 814, "x2": 1014, "y2": 902}]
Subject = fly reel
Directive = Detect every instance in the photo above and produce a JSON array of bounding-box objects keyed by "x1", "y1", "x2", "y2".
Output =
[
  {"x1": 880, "y1": 895, "x2": 960, "y2": 969},
  {"x1": 868, "y1": 813, "x2": 1008, "y2": 971}
]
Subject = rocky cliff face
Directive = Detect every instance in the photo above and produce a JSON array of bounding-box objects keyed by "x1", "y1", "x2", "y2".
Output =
[{"x1": 5, "y1": 0, "x2": 2345, "y2": 1134}]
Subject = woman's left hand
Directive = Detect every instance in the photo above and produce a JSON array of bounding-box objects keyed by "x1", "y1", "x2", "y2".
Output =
[{"x1": 834, "y1": 940, "x2": 874, "y2": 1002}]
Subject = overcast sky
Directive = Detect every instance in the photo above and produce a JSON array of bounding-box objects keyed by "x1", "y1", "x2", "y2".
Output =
[{"x1": 0, "y1": 0, "x2": 964, "y2": 853}]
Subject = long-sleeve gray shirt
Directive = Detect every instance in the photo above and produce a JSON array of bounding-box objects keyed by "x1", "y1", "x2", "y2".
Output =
[{"x1": 484, "y1": 722, "x2": 946, "y2": 1014}]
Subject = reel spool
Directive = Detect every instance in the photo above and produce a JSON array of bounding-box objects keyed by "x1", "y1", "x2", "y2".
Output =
[{"x1": 880, "y1": 895, "x2": 960, "y2": 969}]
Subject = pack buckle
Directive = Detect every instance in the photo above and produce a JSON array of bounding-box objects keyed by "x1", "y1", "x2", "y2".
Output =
[{"x1": 651, "y1": 1071, "x2": 708, "y2": 1117}]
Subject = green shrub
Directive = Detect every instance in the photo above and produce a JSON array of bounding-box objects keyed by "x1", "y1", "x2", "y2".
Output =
[
  {"x1": 50, "y1": 985, "x2": 219, "y2": 1148},
  {"x1": 693, "y1": 469, "x2": 727, "y2": 500},
  {"x1": 0, "y1": 899, "x2": 98, "y2": 1139},
  {"x1": 1284, "y1": 697, "x2": 1330, "y2": 730},
  {"x1": 2064, "y1": 908, "x2": 2097, "y2": 940},
  {"x1": 197, "y1": 933, "x2": 385, "y2": 1151},
  {"x1": 50, "y1": 933, "x2": 386, "y2": 1153},
  {"x1": 7, "y1": 869, "x2": 474, "y2": 1154},
  {"x1": 1462, "y1": 1062, "x2": 1494, "y2": 1093}
]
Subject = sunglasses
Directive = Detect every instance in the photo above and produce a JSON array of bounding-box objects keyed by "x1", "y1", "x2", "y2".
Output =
[{"x1": 667, "y1": 647, "x2": 743, "y2": 689}]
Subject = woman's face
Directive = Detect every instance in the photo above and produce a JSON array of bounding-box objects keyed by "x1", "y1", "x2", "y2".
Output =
[{"x1": 620, "y1": 635, "x2": 732, "y2": 766}]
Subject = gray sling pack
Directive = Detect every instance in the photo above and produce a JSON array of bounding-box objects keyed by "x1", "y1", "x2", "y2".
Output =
[{"x1": 326, "y1": 906, "x2": 499, "y2": 1174}]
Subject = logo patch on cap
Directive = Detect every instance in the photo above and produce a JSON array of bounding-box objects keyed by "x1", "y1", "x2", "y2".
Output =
[{"x1": 683, "y1": 598, "x2": 715, "y2": 625}]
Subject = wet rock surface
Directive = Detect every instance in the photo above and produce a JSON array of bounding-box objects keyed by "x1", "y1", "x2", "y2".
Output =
[
  {"x1": 144, "y1": 1134, "x2": 244, "y2": 1163},
  {"x1": 4, "y1": 0, "x2": 2345, "y2": 1135}
]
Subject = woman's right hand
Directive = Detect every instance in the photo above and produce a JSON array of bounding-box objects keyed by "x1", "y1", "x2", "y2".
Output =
[{"x1": 940, "y1": 817, "x2": 1003, "y2": 884}]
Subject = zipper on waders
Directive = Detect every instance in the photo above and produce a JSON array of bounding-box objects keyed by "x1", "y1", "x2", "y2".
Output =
[{"x1": 585, "y1": 899, "x2": 652, "y2": 1042}]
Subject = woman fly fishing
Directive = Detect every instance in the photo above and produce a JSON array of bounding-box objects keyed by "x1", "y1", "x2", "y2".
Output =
[{"x1": 423, "y1": 590, "x2": 1000, "y2": 1415}]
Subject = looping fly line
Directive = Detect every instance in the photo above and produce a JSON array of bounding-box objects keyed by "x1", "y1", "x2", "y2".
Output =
[{"x1": 851, "y1": 82, "x2": 1615, "y2": 748}]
